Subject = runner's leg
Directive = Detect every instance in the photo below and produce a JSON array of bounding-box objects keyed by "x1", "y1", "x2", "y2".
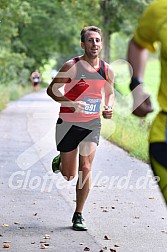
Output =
[
  {"x1": 149, "y1": 142, "x2": 167, "y2": 203},
  {"x1": 75, "y1": 142, "x2": 97, "y2": 213},
  {"x1": 60, "y1": 148, "x2": 78, "y2": 180}
]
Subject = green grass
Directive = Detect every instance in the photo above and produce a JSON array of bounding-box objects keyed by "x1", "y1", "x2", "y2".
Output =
[
  {"x1": 101, "y1": 58, "x2": 160, "y2": 162},
  {"x1": 101, "y1": 109, "x2": 150, "y2": 161},
  {"x1": 0, "y1": 86, "x2": 10, "y2": 111},
  {"x1": 0, "y1": 83, "x2": 47, "y2": 111},
  {"x1": 0, "y1": 84, "x2": 33, "y2": 111}
]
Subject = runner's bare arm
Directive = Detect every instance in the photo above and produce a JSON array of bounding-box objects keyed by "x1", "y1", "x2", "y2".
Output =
[
  {"x1": 102, "y1": 64, "x2": 114, "y2": 119},
  {"x1": 105, "y1": 64, "x2": 114, "y2": 107},
  {"x1": 102, "y1": 65, "x2": 114, "y2": 119},
  {"x1": 47, "y1": 60, "x2": 75, "y2": 102},
  {"x1": 128, "y1": 39, "x2": 153, "y2": 117},
  {"x1": 47, "y1": 60, "x2": 86, "y2": 112}
]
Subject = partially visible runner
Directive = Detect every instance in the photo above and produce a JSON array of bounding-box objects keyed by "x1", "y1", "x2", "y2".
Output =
[
  {"x1": 127, "y1": 0, "x2": 167, "y2": 204},
  {"x1": 47, "y1": 26, "x2": 114, "y2": 230},
  {"x1": 31, "y1": 69, "x2": 41, "y2": 92}
]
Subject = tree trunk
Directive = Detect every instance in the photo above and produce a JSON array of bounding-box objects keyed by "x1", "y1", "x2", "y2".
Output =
[
  {"x1": 100, "y1": 0, "x2": 111, "y2": 63},
  {"x1": 103, "y1": 29, "x2": 111, "y2": 63}
]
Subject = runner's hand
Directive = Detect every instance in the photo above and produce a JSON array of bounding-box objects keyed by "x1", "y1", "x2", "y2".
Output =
[
  {"x1": 132, "y1": 96, "x2": 153, "y2": 117},
  {"x1": 132, "y1": 86, "x2": 153, "y2": 117},
  {"x1": 72, "y1": 101, "x2": 86, "y2": 113},
  {"x1": 102, "y1": 106, "x2": 113, "y2": 119}
]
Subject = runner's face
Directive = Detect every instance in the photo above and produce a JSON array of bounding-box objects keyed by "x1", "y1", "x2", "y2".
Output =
[{"x1": 81, "y1": 31, "x2": 102, "y2": 58}]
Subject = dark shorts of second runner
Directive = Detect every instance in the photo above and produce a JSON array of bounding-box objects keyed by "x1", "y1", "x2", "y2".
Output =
[
  {"x1": 56, "y1": 118, "x2": 101, "y2": 152},
  {"x1": 33, "y1": 82, "x2": 39, "y2": 86}
]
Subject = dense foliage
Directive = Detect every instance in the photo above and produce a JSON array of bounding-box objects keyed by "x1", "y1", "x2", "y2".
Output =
[{"x1": 0, "y1": 0, "x2": 152, "y2": 86}]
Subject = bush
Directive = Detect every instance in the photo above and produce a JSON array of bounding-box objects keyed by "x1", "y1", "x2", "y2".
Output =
[
  {"x1": 0, "y1": 85, "x2": 9, "y2": 111},
  {"x1": 0, "y1": 83, "x2": 32, "y2": 111}
]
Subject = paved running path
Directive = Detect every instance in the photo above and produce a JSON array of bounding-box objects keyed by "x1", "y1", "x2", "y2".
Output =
[{"x1": 0, "y1": 89, "x2": 166, "y2": 252}]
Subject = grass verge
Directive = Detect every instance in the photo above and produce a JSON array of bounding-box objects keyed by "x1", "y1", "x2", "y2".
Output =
[
  {"x1": 0, "y1": 82, "x2": 48, "y2": 112},
  {"x1": 101, "y1": 58, "x2": 160, "y2": 163}
]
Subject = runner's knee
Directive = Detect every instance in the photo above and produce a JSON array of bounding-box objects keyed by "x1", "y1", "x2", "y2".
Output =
[{"x1": 61, "y1": 169, "x2": 76, "y2": 181}]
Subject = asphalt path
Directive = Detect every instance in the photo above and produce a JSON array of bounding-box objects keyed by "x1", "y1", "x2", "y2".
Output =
[{"x1": 0, "y1": 89, "x2": 166, "y2": 252}]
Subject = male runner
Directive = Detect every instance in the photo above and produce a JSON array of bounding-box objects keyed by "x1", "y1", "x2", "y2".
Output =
[
  {"x1": 47, "y1": 26, "x2": 114, "y2": 230},
  {"x1": 31, "y1": 69, "x2": 41, "y2": 92}
]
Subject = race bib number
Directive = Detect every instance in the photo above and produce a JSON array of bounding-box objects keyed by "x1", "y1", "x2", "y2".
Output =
[
  {"x1": 84, "y1": 97, "x2": 101, "y2": 114},
  {"x1": 34, "y1": 77, "x2": 39, "y2": 82}
]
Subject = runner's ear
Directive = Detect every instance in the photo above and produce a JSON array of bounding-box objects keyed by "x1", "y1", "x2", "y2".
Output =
[{"x1": 81, "y1": 42, "x2": 85, "y2": 49}]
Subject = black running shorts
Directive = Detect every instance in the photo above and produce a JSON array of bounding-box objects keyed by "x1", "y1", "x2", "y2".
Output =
[
  {"x1": 56, "y1": 118, "x2": 101, "y2": 152},
  {"x1": 149, "y1": 142, "x2": 167, "y2": 202}
]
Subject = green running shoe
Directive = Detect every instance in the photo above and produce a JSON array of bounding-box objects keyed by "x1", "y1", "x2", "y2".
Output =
[
  {"x1": 52, "y1": 154, "x2": 61, "y2": 173},
  {"x1": 72, "y1": 212, "x2": 88, "y2": 231}
]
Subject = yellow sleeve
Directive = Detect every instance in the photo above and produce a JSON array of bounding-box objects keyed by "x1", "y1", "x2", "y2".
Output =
[
  {"x1": 133, "y1": 0, "x2": 165, "y2": 53},
  {"x1": 134, "y1": 31, "x2": 158, "y2": 53}
]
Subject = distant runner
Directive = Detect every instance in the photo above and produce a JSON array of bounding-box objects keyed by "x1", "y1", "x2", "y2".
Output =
[{"x1": 31, "y1": 69, "x2": 41, "y2": 92}]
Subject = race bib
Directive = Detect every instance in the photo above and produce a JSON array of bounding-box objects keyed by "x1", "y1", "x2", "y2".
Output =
[
  {"x1": 84, "y1": 97, "x2": 101, "y2": 114},
  {"x1": 34, "y1": 77, "x2": 39, "y2": 82}
]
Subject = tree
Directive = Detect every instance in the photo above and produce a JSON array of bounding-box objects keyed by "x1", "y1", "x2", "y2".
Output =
[
  {"x1": 19, "y1": 0, "x2": 83, "y2": 69},
  {"x1": 99, "y1": 0, "x2": 152, "y2": 63},
  {"x1": 0, "y1": 0, "x2": 153, "y2": 86},
  {"x1": 0, "y1": 0, "x2": 31, "y2": 85}
]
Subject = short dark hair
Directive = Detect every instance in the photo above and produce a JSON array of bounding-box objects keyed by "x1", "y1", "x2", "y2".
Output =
[{"x1": 80, "y1": 26, "x2": 102, "y2": 42}]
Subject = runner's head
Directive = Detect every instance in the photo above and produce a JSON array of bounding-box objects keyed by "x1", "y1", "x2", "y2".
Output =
[
  {"x1": 80, "y1": 26, "x2": 103, "y2": 58},
  {"x1": 80, "y1": 26, "x2": 102, "y2": 43}
]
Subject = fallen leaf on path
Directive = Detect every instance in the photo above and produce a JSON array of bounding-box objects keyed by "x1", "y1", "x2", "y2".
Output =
[
  {"x1": 100, "y1": 248, "x2": 108, "y2": 252},
  {"x1": 14, "y1": 222, "x2": 19, "y2": 225},
  {"x1": 43, "y1": 234, "x2": 50, "y2": 239},
  {"x1": 40, "y1": 243, "x2": 49, "y2": 249},
  {"x1": 114, "y1": 244, "x2": 119, "y2": 247},
  {"x1": 84, "y1": 247, "x2": 90, "y2": 251},
  {"x1": 161, "y1": 230, "x2": 167, "y2": 234},
  {"x1": 40, "y1": 243, "x2": 47, "y2": 249},
  {"x1": 148, "y1": 196, "x2": 155, "y2": 200},
  {"x1": 2, "y1": 224, "x2": 9, "y2": 227},
  {"x1": 3, "y1": 243, "x2": 10, "y2": 248},
  {"x1": 104, "y1": 235, "x2": 111, "y2": 240}
]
